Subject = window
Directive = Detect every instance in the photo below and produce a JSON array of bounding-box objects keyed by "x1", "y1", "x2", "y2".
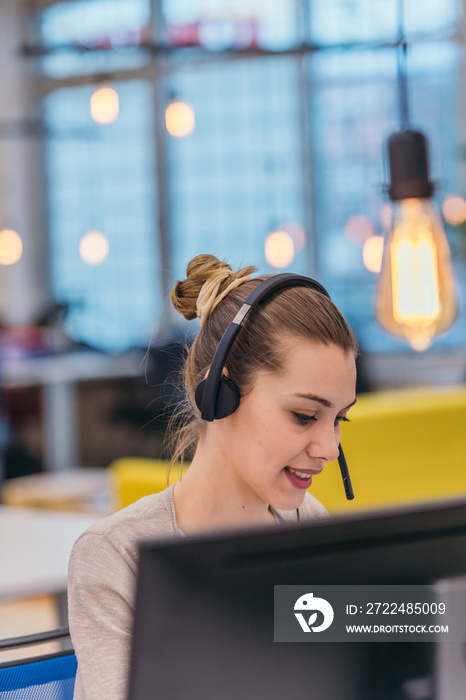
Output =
[
  {"x1": 37, "y1": 0, "x2": 465, "y2": 354},
  {"x1": 40, "y1": 1, "x2": 160, "y2": 352}
]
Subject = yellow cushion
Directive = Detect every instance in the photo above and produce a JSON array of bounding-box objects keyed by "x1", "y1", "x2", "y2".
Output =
[
  {"x1": 108, "y1": 458, "x2": 188, "y2": 510},
  {"x1": 310, "y1": 386, "x2": 466, "y2": 514}
]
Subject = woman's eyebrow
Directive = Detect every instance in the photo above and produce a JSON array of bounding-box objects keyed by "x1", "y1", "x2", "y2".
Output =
[{"x1": 292, "y1": 393, "x2": 357, "y2": 411}]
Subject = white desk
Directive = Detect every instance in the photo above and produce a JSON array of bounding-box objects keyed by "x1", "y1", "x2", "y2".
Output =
[
  {"x1": 0, "y1": 506, "x2": 99, "y2": 600},
  {"x1": 1, "y1": 350, "x2": 144, "y2": 471}
]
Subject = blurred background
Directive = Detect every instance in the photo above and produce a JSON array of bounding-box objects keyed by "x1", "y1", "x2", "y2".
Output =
[{"x1": 0, "y1": 0, "x2": 466, "y2": 663}]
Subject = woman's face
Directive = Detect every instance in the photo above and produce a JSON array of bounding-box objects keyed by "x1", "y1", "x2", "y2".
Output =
[{"x1": 221, "y1": 337, "x2": 357, "y2": 512}]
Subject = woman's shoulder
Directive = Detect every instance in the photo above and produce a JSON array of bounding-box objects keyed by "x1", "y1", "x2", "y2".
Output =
[
  {"x1": 67, "y1": 487, "x2": 182, "y2": 700},
  {"x1": 273, "y1": 492, "x2": 329, "y2": 525},
  {"x1": 70, "y1": 485, "x2": 181, "y2": 570}
]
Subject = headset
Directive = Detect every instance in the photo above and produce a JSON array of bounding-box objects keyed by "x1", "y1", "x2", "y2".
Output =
[{"x1": 194, "y1": 273, "x2": 354, "y2": 501}]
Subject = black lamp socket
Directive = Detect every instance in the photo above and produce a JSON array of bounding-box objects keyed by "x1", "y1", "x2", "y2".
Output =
[{"x1": 387, "y1": 129, "x2": 435, "y2": 201}]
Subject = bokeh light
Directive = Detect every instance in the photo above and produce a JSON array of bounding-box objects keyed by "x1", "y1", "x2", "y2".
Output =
[
  {"x1": 0, "y1": 229, "x2": 23, "y2": 266},
  {"x1": 345, "y1": 214, "x2": 375, "y2": 245},
  {"x1": 90, "y1": 85, "x2": 120, "y2": 124},
  {"x1": 265, "y1": 229, "x2": 295, "y2": 268},
  {"x1": 165, "y1": 101, "x2": 196, "y2": 138},
  {"x1": 79, "y1": 230, "x2": 110, "y2": 265},
  {"x1": 362, "y1": 235, "x2": 384, "y2": 273},
  {"x1": 441, "y1": 194, "x2": 466, "y2": 226}
]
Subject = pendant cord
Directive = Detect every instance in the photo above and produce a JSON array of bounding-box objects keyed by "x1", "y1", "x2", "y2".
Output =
[{"x1": 397, "y1": 0, "x2": 410, "y2": 130}]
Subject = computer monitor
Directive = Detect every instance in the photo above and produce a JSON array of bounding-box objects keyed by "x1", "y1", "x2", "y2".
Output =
[{"x1": 128, "y1": 497, "x2": 466, "y2": 700}]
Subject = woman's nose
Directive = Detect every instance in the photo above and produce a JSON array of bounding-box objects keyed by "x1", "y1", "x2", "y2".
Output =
[{"x1": 306, "y1": 422, "x2": 340, "y2": 463}]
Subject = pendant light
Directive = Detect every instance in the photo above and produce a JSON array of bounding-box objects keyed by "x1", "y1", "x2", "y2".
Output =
[{"x1": 375, "y1": 3, "x2": 458, "y2": 351}]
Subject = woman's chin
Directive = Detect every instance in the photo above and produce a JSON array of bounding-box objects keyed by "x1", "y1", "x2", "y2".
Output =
[{"x1": 271, "y1": 491, "x2": 307, "y2": 514}]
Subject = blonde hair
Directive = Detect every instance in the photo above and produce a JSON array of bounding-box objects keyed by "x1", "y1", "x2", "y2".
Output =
[{"x1": 166, "y1": 254, "x2": 357, "y2": 466}]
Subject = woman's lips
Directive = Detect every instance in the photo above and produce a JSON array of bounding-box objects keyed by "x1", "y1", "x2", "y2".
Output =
[{"x1": 284, "y1": 466, "x2": 321, "y2": 490}]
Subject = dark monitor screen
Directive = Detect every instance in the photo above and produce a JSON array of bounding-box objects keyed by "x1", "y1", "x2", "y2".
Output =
[{"x1": 128, "y1": 498, "x2": 466, "y2": 700}]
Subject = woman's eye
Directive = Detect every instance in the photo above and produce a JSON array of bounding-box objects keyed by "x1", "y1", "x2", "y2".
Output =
[
  {"x1": 335, "y1": 416, "x2": 350, "y2": 426},
  {"x1": 292, "y1": 412, "x2": 317, "y2": 426}
]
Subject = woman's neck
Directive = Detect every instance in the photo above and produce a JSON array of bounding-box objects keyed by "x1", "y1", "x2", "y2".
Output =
[{"x1": 172, "y1": 441, "x2": 275, "y2": 535}]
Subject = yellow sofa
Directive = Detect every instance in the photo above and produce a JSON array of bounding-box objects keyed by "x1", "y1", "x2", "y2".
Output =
[{"x1": 109, "y1": 385, "x2": 466, "y2": 515}]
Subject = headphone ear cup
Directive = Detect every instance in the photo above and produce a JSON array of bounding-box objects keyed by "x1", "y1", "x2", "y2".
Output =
[
  {"x1": 194, "y1": 378, "x2": 207, "y2": 414},
  {"x1": 195, "y1": 376, "x2": 240, "y2": 419},
  {"x1": 215, "y1": 376, "x2": 240, "y2": 419}
]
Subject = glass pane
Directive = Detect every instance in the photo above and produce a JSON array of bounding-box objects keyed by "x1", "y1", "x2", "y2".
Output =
[
  {"x1": 162, "y1": 0, "x2": 301, "y2": 50},
  {"x1": 40, "y1": 0, "x2": 151, "y2": 78},
  {"x1": 309, "y1": 0, "x2": 460, "y2": 45},
  {"x1": 166, "y1": 56, "x2": 308, "y2": 281},
  {"x1": 44, "y1": 80, "x2": 160, "y2": 351},
  {"x1": 405, "y1": 0, "x2": 462, "y2": 36},
  {"x1": 309, "y1": 0, "x2": 397, "y2": 45}
]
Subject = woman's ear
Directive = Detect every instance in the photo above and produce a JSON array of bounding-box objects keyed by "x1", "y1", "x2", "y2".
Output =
[{"x1": 203, "y1": 367, "x2": 230, "y2": 379}]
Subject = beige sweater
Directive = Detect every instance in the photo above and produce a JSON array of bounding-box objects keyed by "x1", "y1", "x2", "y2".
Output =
[{"x1": 68, "y1": 485, "x2": 328, "y2": 700}]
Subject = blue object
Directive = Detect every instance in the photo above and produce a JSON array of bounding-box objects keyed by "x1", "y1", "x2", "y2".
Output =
[{"x1": 0, "y1": 651, "x2": 76, "y2": 699}]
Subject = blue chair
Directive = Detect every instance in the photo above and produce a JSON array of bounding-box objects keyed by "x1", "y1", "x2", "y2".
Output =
[{"x1": 0, "y1": 627, "x2": 76, "y2": 699}]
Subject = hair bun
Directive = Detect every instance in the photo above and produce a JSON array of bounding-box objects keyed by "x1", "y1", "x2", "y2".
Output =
[{"x1": 171, "y1": 254, "x2": 255, "y2": 324}]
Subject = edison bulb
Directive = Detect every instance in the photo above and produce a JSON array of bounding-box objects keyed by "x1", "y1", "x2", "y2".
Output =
[
  {"x1": 363, "y1": 235, "x2": 384, "y2": 274},
  {"x1": 376, "y1": 198, "x2": 457, "y2": 351},
  {"x1": 442, "y1": 194, "x2": 466, "y2": 226},
  {"x1": 265, "y1": 229, "x2": 295, "y2": 268},
  {"x1": 165, "y1": 101, "x2": 196, "y2": 138},
  {"x1": 0, "y1": 229, "x2": 23, "y2": 265},
  {"x1": 90, "y1": 85, "x2": 119, "y2": 124},
  {"x1": 79, "y1": 230, "x2": 109, "y2": 265}
]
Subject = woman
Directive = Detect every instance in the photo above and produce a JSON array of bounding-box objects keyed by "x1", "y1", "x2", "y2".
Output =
[{"x1": 68, "y1": 254, "x2": 357, "y2": 700}]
